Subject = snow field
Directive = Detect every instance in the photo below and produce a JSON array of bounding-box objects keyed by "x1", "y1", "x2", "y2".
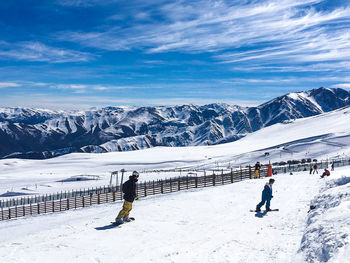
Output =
[
  {"x1": 296, "y1": 174, "x2": 350, "y2": 262},
  {"x1": 1, "y1": 107, "x2": 350, "y2": 199},
  {"x1": 2, "y1": 168, "x2": 347, "y2": 263}
]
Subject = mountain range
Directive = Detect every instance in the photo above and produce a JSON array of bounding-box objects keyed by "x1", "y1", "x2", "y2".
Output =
[{"x1": 0, "y1": 87, "x2": 349, "y2": 159}]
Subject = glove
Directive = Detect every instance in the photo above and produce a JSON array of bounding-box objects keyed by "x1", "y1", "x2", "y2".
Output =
[
  {"x1": 271, "y1": 195, "x2": 274, "y2": 198},
  {"x1": 135, "y1": 196, "x2": 139, "y2": 200}
]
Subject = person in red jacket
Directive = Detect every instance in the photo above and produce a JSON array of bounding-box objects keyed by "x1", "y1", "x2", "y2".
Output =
[{"x1": 320, "y1": 168, "x2": 330, "y2": 178}]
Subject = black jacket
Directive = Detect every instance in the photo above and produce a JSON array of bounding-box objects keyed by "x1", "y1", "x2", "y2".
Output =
[
  {"x1": 255, "y1": 163, "x2": 261, "y2": 171},
  {"x1": 122, "y1": 178, "x2": 137, "y2": 202}
]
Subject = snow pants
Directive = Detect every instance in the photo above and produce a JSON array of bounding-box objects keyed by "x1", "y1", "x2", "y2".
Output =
[
  {"x1": 254, "y1": 170, "x2": 259, "y2": 179},
  {"x1": 256, "y1": 198, "x2": 270, "y2": 210},
  {"x1": 117, "y1": 201, "x2": 133, "y2": 219}
]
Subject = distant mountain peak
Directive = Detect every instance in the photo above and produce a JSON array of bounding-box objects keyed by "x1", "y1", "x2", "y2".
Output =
[{"x1": 1, "y1": 87, "x2": 349, "y2": 159}]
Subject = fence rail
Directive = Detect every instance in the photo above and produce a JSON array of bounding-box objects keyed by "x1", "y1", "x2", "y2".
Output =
[{"x1": 1, "y1": 157, "x2": 349, "y2": 221}]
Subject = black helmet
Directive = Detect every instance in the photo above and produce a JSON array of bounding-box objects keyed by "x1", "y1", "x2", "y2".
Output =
[
  {"x1": 269, "y1": 178, "x2": 275, "y2": 184},
  {"x1": 132, "y1": 171, "x2": 139, "y2": 178}
]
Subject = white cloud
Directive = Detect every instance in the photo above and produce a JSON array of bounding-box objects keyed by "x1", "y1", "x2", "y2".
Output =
[
  {"x1": 331, "y1": 83, "x2": 350, "y2": 89},
  {"x1": 0, "y1": 82, "x2": 21, "y2": 88},
  {"x1": 56, "y1": 0, "x2": 350, "y2": 70},
  {"x1": 0, "y1": 41, "x2": 94, "y2": 63}
]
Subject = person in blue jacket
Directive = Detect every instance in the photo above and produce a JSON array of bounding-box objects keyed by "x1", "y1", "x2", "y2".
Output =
[{"x1": 256, "y1": 178, "x2": 275, "y2": 212}]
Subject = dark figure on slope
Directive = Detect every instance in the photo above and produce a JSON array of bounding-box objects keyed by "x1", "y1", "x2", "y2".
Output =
[
  {"x1": 254, "y1": 161, "x2": 261, "y2": 179},
  {"x1": 115, "y1": 171, "x2": 139, "y2": 224},
  {"x1": 331, "y1": 162, "x2": 334, "y2": 171},
  {"x1": 256, "y1": 178, "x2": 275, "y2": 212},
  {"x1": 320, "y1": 168, "x2": 330, "y2": 178},
  {"x1": 312, "y1": 164, "x2": 318, "y2": 174}
]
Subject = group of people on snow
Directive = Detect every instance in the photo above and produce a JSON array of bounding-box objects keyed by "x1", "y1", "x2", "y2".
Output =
[{"x1": 115, "y1": 160, "x2": 335, "y2": 221}]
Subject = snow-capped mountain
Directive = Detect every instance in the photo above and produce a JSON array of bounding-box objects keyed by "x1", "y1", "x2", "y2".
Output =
[{"x1": 0, "y1": 87, "x2": 349, "y2": 159}]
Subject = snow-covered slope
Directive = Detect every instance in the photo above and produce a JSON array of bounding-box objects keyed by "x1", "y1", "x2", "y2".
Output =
[
  {"x1": 1, "y1": 105, "x2": 350, "y2": 198},
  {"x1": 0, "y1": 167, "x2": 349, "y2": 263},
  {"x1": 1, "y1": 87, "x2": 349, "y2": 159}
]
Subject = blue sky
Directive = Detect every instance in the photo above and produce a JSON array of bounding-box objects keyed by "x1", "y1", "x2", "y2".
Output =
[{"x1": 1, "y1": 0, "x2": 350, "y2": 109}]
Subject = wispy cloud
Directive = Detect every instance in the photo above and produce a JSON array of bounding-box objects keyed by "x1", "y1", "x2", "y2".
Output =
[
  {"x1": 55, "y1": 0, "x2": 111, "y2": 7},
  {"x1": 56, "y1": 0, "x2": 350, "y2": 71},
  {"x1": 331, "y1": 83, "x2": 350, "y2": 89},
  {"x1": 51, "y1": 83, "x2": 150, "y2": 91},
  {"x1": 0, "y1": 82, "x2": 21, "y2": 88},
  {"x1": 0, "y1": 41, "x2": 94, "y2": 63}
]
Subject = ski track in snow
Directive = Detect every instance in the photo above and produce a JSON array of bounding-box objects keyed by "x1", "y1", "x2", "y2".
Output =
[{"x1": 3, "y1": 168, "x2": 349, "y2": 263}]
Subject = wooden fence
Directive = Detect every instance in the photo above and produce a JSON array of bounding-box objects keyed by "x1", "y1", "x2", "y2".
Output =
[
  {"x1": 0, "y1": 166, "x2": 264, "y2": 221},
  {"x1": 1, "y1": 157, "x2": 349, "y2": 221}
]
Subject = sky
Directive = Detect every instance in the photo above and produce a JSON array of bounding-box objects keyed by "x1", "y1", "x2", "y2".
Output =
[{"x1": 0, "y1": 0, "x2": 350, "y2": 109}]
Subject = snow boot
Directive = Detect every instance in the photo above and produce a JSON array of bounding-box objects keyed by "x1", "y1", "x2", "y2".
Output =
[
  {"x1": 266, "y1": 208, "x2": 272, "y2": 212},
  {"x1": 115, "y1": 218, "x2": 124, "y2": 225},
  {"x1": 123, "y1": 217, "x2": 131, "y2": 222},
  {"x1": 256, "y1": 206, "x2": 261, "y2": 212}
]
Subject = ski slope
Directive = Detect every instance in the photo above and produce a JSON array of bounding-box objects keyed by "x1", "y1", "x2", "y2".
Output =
[
  {"x1": 0, "y1": 167, "x2": 349, "y2": 263},
  {"x1": 1, "y1": 106, "x2": 350, "y2": 198}
]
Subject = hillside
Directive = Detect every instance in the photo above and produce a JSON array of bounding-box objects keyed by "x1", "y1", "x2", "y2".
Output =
[
  {"x1": 0, "y1": 105, "x2": 350, "y2": 199},
  {"x1": 1, "y1": 87, "x2": 349, "y2": 159},
  {"x1": 0, "y1": 167, "x2": 349, "y2": 263}
]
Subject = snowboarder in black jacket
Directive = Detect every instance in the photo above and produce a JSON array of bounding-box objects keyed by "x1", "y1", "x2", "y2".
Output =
[
  {"x1": 115, "y1": 171, "x2": 139, "y2": 224},
  {"x1": 256, "y1": 178, "x2": 275, "y2": 212}
]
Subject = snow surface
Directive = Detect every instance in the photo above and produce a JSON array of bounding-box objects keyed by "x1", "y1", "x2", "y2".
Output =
[
  {"x1": 1, "y1": 107, "x2": 350, "y2": 199},
  {"x1": 0, "y1": 107, "x2": 350, "y2": 262},
  {"x1": 0, "y1": 167, "x2": 349, "y2": 263}
]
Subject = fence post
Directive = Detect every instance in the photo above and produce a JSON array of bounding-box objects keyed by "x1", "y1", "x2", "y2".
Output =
[
  {"x1": 213, "y1": 171, "x2": 215, "y2": 186},
  {"x1": 249, "y1": 165, "x2": 252, "y2": 179},
  {"x1": 178, "y1": 177, "x2": 180, "y2": 191},
  {"x1": 230, "y1": 168, "x2": 233, "y2": 183},
  {"x1": 37, "y1": 203, "x2": 40, "y2": 214},
  {"x1": 67, "y1": 198, "x2": 70, "y2": 210},
  {"x1": 98, "y1": 193, "x2": 100, "y2": 205},
  {"x1": 170, "y1": 178, "x2": 172, "y2": 193},
  {"x1": 161, "y1": 180, "x2": 164, "y2": 194},
  {"x1": 60, "y1": 198, "x2": 62, "y2": 211},
  {"x1": 44, "y1": 201, "x2": 47, "y2": 214},
  {"x1": 1, "y1": 207, "x2": 3, "y2": 221},
  {"x1": 52, "y1": 200, "x2": 54, "y2": 213},
  {"x1": 144, "y1": 182, "x2": 147, "y2": 197},
  {"x1": 153, "y1": 180, "x2": 155, "y2": 195},
  {"x1": 113, "y1": 190, "x2": 116, "y2": 202},
  {"x1": 83, "y1": 196, "x2": 85, "y2": 207},
  {"x1": 240, "y1": 166, "x2": 243, "y2": 180},
  {"x1": 221, "y1": 170, "x2": 224, "y2": 185},
  {"x1": 195, "y1": 177, "x2": 198, "y2": 188},
  {"x1": 75, "y1": 196, "x2": 77, "y2": 208},
  {"x1": 23, "y1": 204, "x2": 25, "y2": 217},
  {"x1": 30, "y1": 201, "x2": 32, "y2": 215},
  {"x1": 9, "y1": 208, "x2": 11, "y2": 219},
  {"x1": 186, "y1": 175, "x2": 189, "y2": 189}
]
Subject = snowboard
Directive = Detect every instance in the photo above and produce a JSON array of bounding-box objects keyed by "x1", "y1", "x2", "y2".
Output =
[
  {"x1": 250, "y1": 209, "x2": 279, "y2": 212},
  {"x1": 111, "y1": 217, "x2": 135, "y2": 226}
]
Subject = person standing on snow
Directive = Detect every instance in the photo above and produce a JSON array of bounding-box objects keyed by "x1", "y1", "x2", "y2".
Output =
[
  {"x1": 312, "y1": 163, "x2": 318, "y2": 174},
  {"x1": 115, "y1": 171, "x2": 139, "y2": 224},
  {"x1": 256, "y1": 178, "x2": 275, "y2": 212},
  {"x1": 254, "y1": 161, "x2": 261, "y2": 179}
]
